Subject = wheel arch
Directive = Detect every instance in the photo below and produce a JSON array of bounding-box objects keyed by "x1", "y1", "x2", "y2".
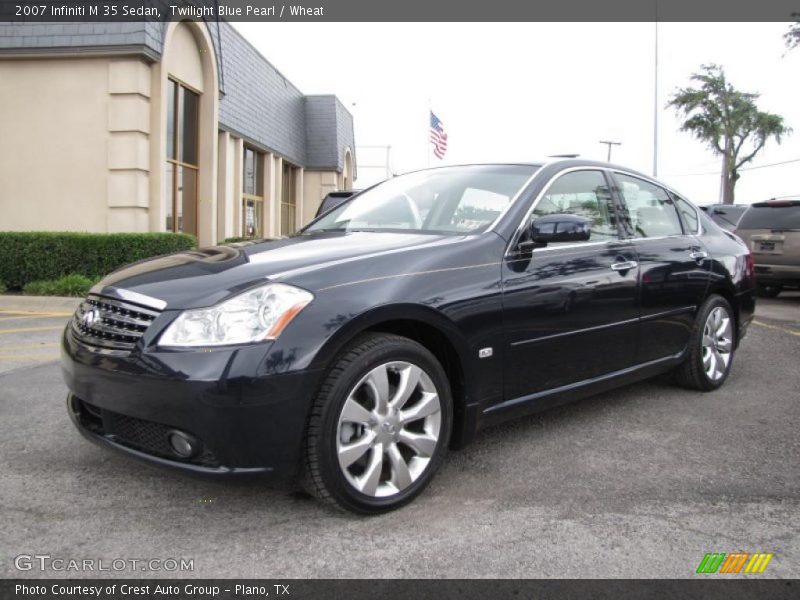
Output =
[
  {"x1": 309, "y1": 304, "x2": 476, "y2": 450},
  {"x1": 706, "y1": 284, "x2": 740, "y2": 347}
]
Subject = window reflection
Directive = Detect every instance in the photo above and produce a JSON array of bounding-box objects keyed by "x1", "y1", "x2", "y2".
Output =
[
  {"x1": 534, "y1": 170, "x2": 618, "y2": 243},
  {"x1": 164, "y1": 79, "x2": 199, "y2": 235},
  {"x1": 242, "y1": 147, "x2": 265, "y2": 238}
]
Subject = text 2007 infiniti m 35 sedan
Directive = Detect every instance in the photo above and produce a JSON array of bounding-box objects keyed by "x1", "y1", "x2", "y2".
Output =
[{"x1": 62, "y1": 160, "x2": 755, "y2": 513}]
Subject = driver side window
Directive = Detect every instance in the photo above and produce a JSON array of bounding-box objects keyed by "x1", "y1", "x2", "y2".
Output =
[{"x1": 533, "y1": 170, "x2": 619, "y2": 244}]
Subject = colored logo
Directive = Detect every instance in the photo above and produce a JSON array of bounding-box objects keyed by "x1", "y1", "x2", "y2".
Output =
[{"x1": 696, "y1": 552, "x2": 774, "y2": 574}]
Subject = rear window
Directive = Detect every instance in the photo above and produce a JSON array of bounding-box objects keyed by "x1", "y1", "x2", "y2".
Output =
[
  {"x1": 737, "y1": 203, "x2": 800, "y2": 230},
  {"x1": 673, "y1": 195, "x2": 699, "y2": 233},
  {"x1": 708, "y1": 205, "x2": 747, "y2": 231},
  {"x1": 319, "y1": 193, "x2": 353, "y2": 213}
]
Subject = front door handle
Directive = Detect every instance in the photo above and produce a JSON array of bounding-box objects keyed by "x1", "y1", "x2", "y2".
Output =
[
  {"x1": 610, "y1": 260, "x2": 638, "y2": 272},
  {"x1": 689, "y1": 250, "x2": 708, "y2": 261}
]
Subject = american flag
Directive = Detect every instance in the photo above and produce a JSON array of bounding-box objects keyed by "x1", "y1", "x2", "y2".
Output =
[{"x1": 430, "y1": 111, "x2": 448, "y2": 159}]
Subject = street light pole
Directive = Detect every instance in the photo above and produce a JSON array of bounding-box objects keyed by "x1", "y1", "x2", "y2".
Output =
[
  {"x1": 653, "y1": 20, "x2": 659, "y2": 177},
  {"x1": 599, "y1": 140, "x2": 622, "y2": 162}
]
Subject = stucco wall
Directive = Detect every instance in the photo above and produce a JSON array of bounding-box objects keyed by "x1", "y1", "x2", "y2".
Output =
[
  {"x1": 0, "y1": 22, "x2": 355, "y2": 243},
  {"x1": 0, "y1": 58, "x2": 114, "y2": 232},
  {"x1": 302, "y1": 170, "x2": 340, "y2": 225},
  {"x1": 0, "y1": 22, "x2": 355, "y2": 175}
]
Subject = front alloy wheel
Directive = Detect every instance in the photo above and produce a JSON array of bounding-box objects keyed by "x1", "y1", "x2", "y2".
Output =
[
  {"x1": 303, "y1": 333, "x2": 453, "y2": 513},
  {"x1": 336, "y1": 361, "x2": 442, "y2": 498}
]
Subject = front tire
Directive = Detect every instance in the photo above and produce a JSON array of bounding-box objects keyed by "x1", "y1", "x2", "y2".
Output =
[
  {"x1": 302, "y1": 333, "x2": 453, "y2": 514},
  {"x1": 674, "y1": 295, "x2": 736, "y2": 391}
]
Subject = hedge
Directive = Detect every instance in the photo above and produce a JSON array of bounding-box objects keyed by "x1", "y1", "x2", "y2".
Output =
[
  {"x1": 0, "y1": 232, "x2": 197, "y2": 290},
  {"x1": 23, "y1": 274, "x2": 97, "y2": 297}
]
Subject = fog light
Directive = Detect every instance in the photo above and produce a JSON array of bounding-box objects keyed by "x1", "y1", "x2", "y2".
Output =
[{"x1": 167, "y1": 430, "x2": 198, "y2": 458}]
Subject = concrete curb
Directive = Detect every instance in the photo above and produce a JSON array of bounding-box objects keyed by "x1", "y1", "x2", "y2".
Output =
[{"x1": 0, "y1": 295, "x2": 80, "y2": 314}]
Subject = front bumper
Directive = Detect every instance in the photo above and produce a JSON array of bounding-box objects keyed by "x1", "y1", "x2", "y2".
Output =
[{"x1": 62, "y1": 328, "x2": 324, "y2": 478}]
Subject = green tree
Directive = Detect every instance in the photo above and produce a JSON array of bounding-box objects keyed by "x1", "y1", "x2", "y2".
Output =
[
  {"x1": 667, "y1": 64, "x2": 790, "y2": 204},
  {"x1": 785, "y1": 19, "x2": 800, "y2": 49}
]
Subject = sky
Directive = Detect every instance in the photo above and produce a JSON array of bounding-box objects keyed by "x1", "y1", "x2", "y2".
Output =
[{"x1": 234, "y1": 22, "x2": 800, "y2": 205}]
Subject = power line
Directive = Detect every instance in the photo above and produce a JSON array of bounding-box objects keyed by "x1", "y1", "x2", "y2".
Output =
[
  {"x1": 740, "y1": 158, "x2": 800, "y2": 171},
  {"x1": 768, "y1": 193, "x2": 800, "y2": 199},
  {"x1": 665, "y1": 157, "x2": 800, "y2": 177}
]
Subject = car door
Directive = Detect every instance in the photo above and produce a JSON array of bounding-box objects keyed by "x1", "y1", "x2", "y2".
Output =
[
  {"x1": 500, "y1": 168, "x2": 639, "y2": 401},
  {"x1": 610, "y1": 171, "x2": 711, "y2": 363}
]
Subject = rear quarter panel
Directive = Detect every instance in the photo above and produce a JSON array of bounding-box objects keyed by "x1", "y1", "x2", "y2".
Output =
[{"x1": 698, "y1": 217, "x2": 755, "y2": 339}]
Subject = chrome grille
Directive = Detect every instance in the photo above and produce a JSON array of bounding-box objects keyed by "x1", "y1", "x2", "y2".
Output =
[{"x1": 70, "y1": 294, "x2": 161, "y2": 353}]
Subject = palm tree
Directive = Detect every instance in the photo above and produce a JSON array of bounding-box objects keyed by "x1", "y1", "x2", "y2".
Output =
[
  {"x1": 785, "y1": 19, "x2": 800, "y2": 49},
  {"x1": 668, "y1": 64, "x2": 790, "y2": 204}
]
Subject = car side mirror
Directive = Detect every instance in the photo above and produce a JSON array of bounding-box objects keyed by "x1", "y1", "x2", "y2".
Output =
[{"x1": 519, "y1": 213, "x2": 591, "y2": 251}]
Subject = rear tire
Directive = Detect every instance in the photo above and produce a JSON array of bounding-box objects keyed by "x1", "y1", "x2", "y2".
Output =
[
  {"x1": 302, "y1": 333, "x2": 453, "y2": 514},
  {"x1": 756, "y1": 283, "x2": 782, "y2": 298},
  {"x1": 673, "y1": 295, "x2": 736, "y2": 391}
]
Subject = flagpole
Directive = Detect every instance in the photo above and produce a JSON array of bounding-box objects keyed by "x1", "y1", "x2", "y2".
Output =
[{"x1": 426, "y1": 98, "x2": 431, "y2": 169}]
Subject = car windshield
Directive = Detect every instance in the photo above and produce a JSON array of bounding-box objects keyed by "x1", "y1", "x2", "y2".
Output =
[{"x1": 304, "y1": 165, "x2": 538, "y2": 235}]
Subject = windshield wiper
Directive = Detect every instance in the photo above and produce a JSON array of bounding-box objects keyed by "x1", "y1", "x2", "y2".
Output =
[
  {"x1": 306, "y1": 227, "x2": 384, "y2": 234},
  {"x1": 304, "y1": 227, "x2": 348, "y2": 234}
]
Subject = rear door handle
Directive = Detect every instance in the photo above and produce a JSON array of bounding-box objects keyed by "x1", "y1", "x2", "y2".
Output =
[
  {"x1": 689, "y1": 250, "x2": 708, "y2": 260},
  {"x1": 610, "y1": 260, "x2": 638, "y2": 271}
]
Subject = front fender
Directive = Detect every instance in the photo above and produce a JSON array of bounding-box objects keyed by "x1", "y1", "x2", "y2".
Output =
[
  {"x1": 303, "y1": 301, "x2": 488, "y2": 450},
  {"x1": 309, "y1": 302, "x2": 472, "y2": 373}
]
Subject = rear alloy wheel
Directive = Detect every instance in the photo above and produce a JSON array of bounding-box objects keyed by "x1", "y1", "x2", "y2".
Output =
[
  {"x1": 701, "y1": 307, "x2": 734, "y2": 382},
  {"x1": 674, "y1": 295, "x2": 736, "y2": 391},
  {"x1": 303, "y1": 333, "x2": 452, "y2": 513}
]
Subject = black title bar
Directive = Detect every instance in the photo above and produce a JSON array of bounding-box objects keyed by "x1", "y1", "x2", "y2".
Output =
[{"x1": 1, "y1": 0, "x2": 800, "y2": 22}]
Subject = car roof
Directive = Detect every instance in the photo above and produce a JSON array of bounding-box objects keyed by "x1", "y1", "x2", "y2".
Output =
[
  {"x1": 395, "y1": 160, "x2": 697, "y2": 204},
  {"x1": 413, "y1": 159, "x2": 656, "y2": 178},
  {"x1": 701, "y1": 204, "x2": 748, "y2": 209},
  {"x1": 751, "y1": 199, "x2": 800, "y2": 208}
]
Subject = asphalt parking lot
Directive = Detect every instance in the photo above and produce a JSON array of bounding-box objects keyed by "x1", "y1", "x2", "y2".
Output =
[
  {"x1": 0, "y1": 294, "x2": 798, "y2": 578},
  {"x1": 0, "y1": 309, "x2": 71, "y2": 375}
]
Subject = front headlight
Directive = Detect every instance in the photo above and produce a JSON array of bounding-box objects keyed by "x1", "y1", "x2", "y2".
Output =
[{"x1": 158, "y1": 283, "x2": 313, "y2": 347}]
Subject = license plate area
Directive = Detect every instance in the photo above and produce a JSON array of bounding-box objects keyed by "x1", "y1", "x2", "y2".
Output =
[{"x1": 756, "y1": 240, "x2": 782, "y2": 254}]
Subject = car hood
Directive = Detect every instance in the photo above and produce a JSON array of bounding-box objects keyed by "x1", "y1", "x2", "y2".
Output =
[{"x1": 93, "y1": 231, "x2": 465, "y2": 309}]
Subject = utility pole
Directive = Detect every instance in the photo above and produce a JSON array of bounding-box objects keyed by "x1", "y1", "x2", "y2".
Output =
[
  {"x1": 599, "y1": 140, "x2": 621, "y2": 162},
  {"x1": 653, "y1": 20, "x2": 659, "y2": 177}
]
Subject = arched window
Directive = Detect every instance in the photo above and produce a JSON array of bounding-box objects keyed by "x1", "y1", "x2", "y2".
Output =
[
  {"x1": 158, "y1": 20, "x2": 219, "y2": 245},
  {"x1": 343, "y1": 149, "x2": 353, "y2": 191}
]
